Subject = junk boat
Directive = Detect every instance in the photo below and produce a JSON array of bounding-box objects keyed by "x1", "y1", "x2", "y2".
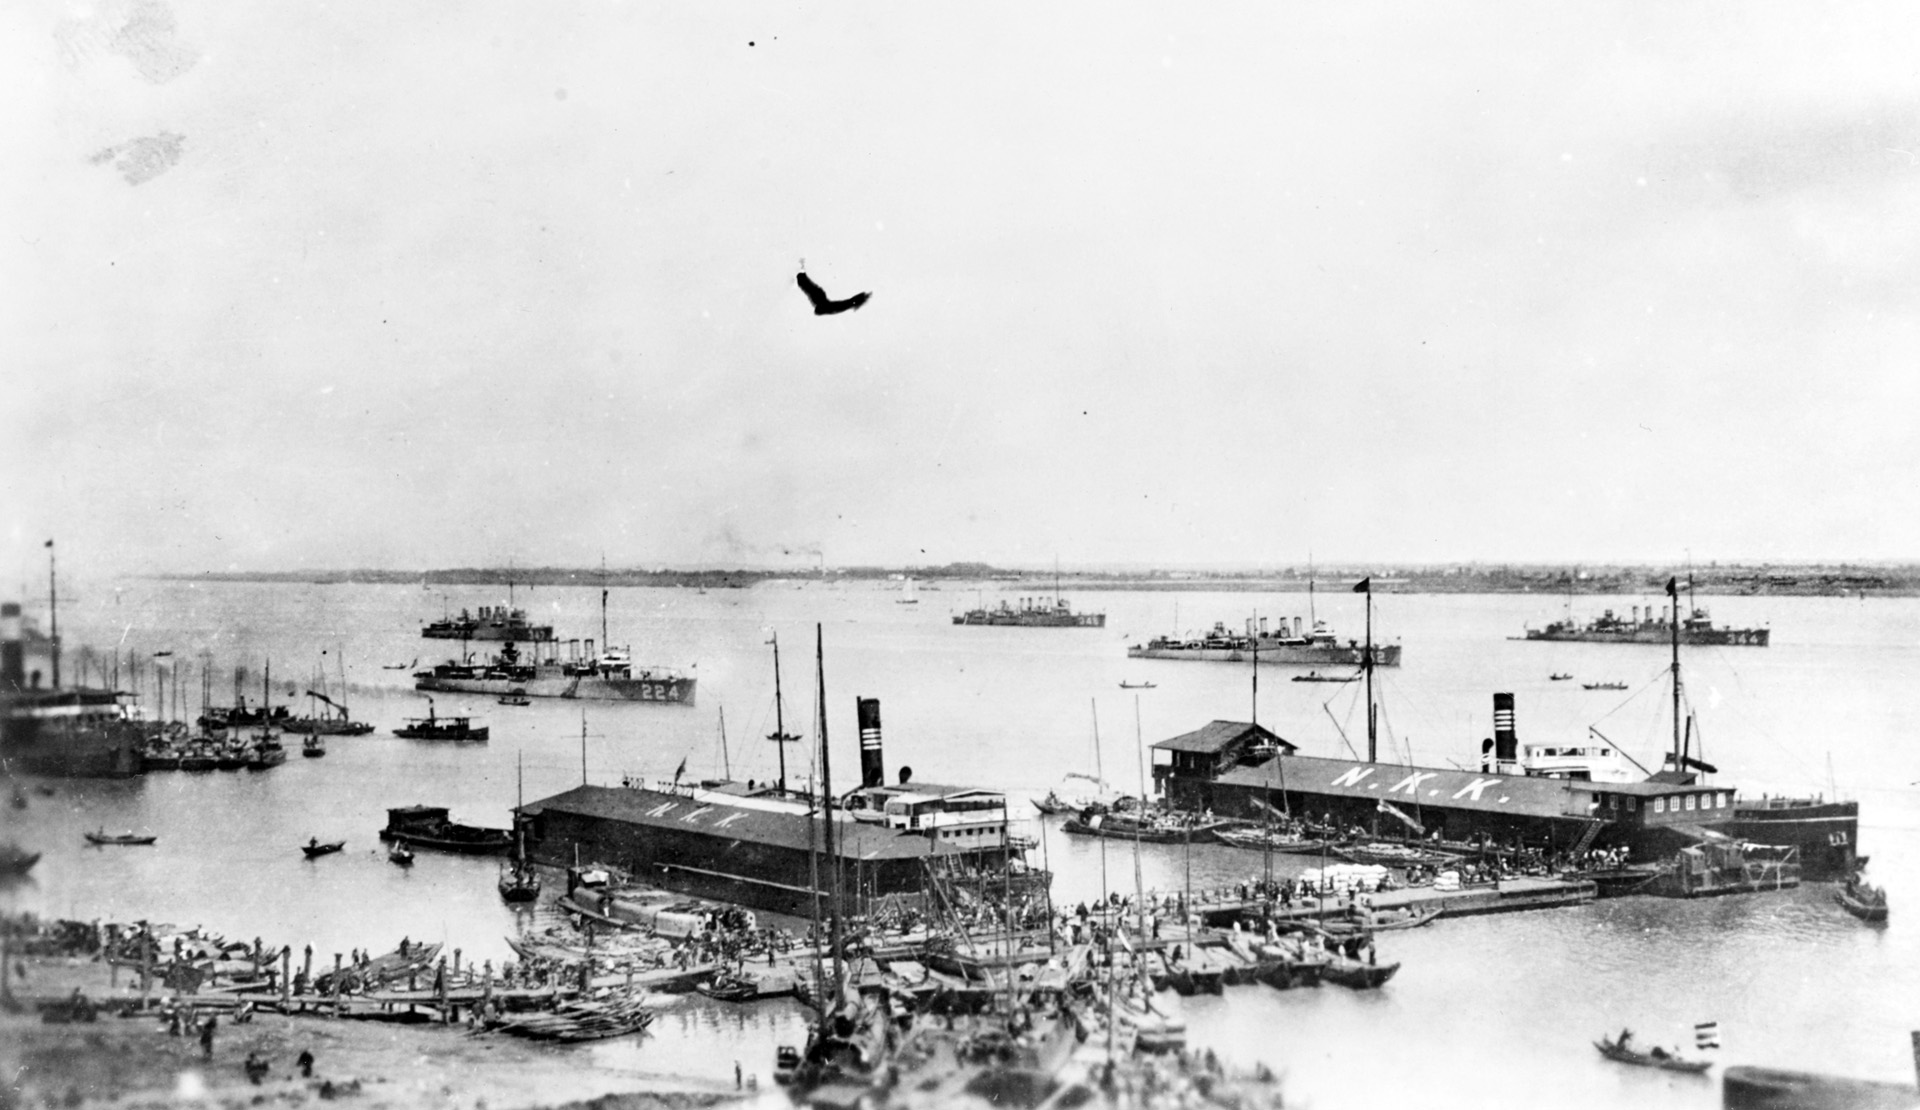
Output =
[
  {"x1": 392, "y1": 698, "x2": 488, "y2": 741},
  {"x1": 1128, "y1": 614, "x2": 1401, "y2": 667},
  {"x1": 422, "y1": 604, "x2": 555, "y2": 642},
  {"x1": 380, "y1": 805, "x2": 512, "y2": 855}
]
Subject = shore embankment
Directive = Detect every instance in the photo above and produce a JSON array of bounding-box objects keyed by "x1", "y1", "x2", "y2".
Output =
[{"x1": 0, "y1": 954, "x2": 741, "y2": 1110}]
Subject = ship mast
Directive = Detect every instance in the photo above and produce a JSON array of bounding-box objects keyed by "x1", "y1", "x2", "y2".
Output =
[
  {"x1": 1358, "y1": 576, "x2": 1375, "y2": 763},
  {"x1": 1667, "y1": 576, "x2": 1682, "y2": 774},
  {"x1": 45, "y1": 539, "x2": 59, "y2": 689},
  {"x1": 815, "y1": 624, "x2": 842, "y2": 996},
  {"x1": 767, "y1": 633, "x2": 797, "y2": 792}
]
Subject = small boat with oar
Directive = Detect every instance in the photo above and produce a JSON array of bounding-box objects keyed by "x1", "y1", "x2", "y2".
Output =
[
  {"x1": 85, "y1": 829, "x2": 156, "y2": 846},
  {"x1": 302, "y1": 735, "x2": 326, "y2": 758},
  {"x1": 388, "y1": 844, "x2": 415, "y2": 866},
  {"x1": 1594, "y1": 1031, "x2": 1712, "y2": 1074},
  {"x1": 498, "y1": 689, "x2": 532, "y2": 707},
  {"x1": 1292, "y1": 671, "x2": 1359, "y2": 683},
  {"x1": 302, "y1": 838, "x2": 345, "y2": 859},
  {"x1": 1835, "y1": 871, "x2": 1888, "y2": 923}
]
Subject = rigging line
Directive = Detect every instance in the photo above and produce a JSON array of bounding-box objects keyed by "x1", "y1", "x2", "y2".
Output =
[{"x1": 1323, "y1": 699, "x2": 1360, "y2": 761}]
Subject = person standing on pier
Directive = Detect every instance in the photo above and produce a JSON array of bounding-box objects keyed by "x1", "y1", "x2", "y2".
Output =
[{"x1": 199, "y1": 1014, "x2": 217, "y2": 1059}]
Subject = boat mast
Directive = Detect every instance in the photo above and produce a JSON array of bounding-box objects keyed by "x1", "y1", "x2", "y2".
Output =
[
  {"x1": 1250, "y1": 618, "x2": 1259, "y2": 730},
  {"x1": 717, "y1": 705, "x2": 730, "y2": 779},
  {"x1": 1667, "y1": 576, "x2": 1682, "y2": 773},
  {"x1": 580, "y1": 710, "x2": 588, "y2": 785},
  {"x1": 815, "y1": 624, "x2": 842, "y2": 997},
  {"x1": 45, "y1": 539, "x2": 59, "y2": 689},
  {"x1": 1358, "y1": 577, "x2": 1375, "y2": 763},
  {"x1": 768, "y1": 633, "x2": 796, "y2": 792},
  {"x1": 1132, "y1": 697, "x2": 1147, "y2": 948},
  {"x1": 1307, "y1": 556, "x2": 1316, "y2": 628},
  {"x1": 1091, "y1": 697, "x2": 1108, "y2": 908}
]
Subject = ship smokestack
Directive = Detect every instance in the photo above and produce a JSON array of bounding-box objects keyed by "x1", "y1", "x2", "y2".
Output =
[
  {"x1": 1, "y1": 603, "x2": 22, "y2": 694},
  {"x1": 857, "y1": 696, "x2": 884, "y2": 788},
  {"x1": 1293, "y1": 616, "x2": 1302, "y2": 637},
  {"x1": 1493, "y1": 692, "x2": 1519, "y2": 772},
  {"x1": 1259, "y1": 616, "x2": 1268, "y2": 636}
]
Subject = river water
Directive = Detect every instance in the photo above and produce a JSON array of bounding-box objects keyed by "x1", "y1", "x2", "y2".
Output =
[{"x1": 4, "y1": 579, "x2": 1916, "y2": 1108}]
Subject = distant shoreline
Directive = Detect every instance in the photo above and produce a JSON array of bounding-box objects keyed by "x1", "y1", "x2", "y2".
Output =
[{"x1": 147, "y1": 565, "x2": 1917, "y2": 597}]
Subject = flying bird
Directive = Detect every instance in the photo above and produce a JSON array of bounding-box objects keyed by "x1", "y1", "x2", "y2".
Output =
[{"x1": 796, "y1": 269, "x2": 871, "y2": 315}]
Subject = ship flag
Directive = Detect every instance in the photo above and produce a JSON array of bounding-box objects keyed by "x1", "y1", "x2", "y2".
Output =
[
  {"x1": 1666, "y1": 577, "x2": 1678, "y2": 597},
  {"x1": 673, "y1": 757, "x2": 687, "y2": 782},
  {"x1": 1694, "y1": 1021, "x2": 1721, "y2": 1049},
  {"x1": 1352, "y1": 577, "x2": 1371, "y2": 594}
]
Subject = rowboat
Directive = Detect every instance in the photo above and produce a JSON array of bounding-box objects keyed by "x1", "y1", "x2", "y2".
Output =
[
  {"x1": 1594, "y1": 1034, "x2": 1712, "y2": 1074},
  {"x1": 1835, "y1": 878, "x2": 1888, "y2": 923},
  {"x1": 302, "y1": 839, "x2": 345, "y2": 858},
  {"x1": 388, "y1": 844, "x2": 415, "y2": 866},
  {"x1": 85, "y1": 825, "x2": 156, "y2": 841}
]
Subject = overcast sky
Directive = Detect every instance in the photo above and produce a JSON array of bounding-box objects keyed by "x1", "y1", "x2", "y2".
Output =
[{"x1": 7, "y1": 2, "x2": 1919, "y2": 580}]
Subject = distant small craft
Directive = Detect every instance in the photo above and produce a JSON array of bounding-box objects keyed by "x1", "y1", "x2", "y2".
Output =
[
  {"x1": 1549, "y1": 673, "x2": 1573, "y2": 681},
  {"x1": 302, "y1": 735, "x2": 326, "y2": 758},
  {"x1": 1292, "y1": 671, "x2": 1359, "y2": 684},
  {"x1": 1583, "y1": 681, "x2": 1628, "y2": 691},
  {"x1": 302, "y1": 839, "x2": 345, "y2": 858},
  {"x1": 498, "y1": 690, "x2": 532, "y2": 707},
  {"x1": 1593, "y1": 1033, "x2": 1712, "y2": 1074},
  {"x1": 1119, "y1": 681, "x2": 1157, "y2": 689},
  {"x1": 85, "y1": 829, "x2": 156, "y2": 847},
  {"x1": 389, "y1": 844, "x2": 415, "y2": 866}
]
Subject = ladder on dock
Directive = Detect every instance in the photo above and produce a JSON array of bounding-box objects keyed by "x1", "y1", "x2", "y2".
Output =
[{"x1": 1568, "y1": 818, "x2": 1605, "y2": 858}]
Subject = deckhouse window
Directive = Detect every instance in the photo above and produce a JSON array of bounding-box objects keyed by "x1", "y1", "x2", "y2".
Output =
[
  {"x1": 1654, "y1": 798, "x2": 1666, "y2": 813},
  {"x1": 1685, "y1": 795, "x2": 1696, "y2": 811},
  {"x1": 1716, "y1": 794, "x2": 1727, "y2": 809}
]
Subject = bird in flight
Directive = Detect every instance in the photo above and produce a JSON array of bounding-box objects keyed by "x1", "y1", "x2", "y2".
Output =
[{"x1": 795, "y1": 263, "x2": 871, "y2": 315}]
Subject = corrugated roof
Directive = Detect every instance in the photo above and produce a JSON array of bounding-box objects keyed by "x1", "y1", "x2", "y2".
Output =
[
  {"x1": 1215, "y1": 754, "x2": 1588, "y2": 820},
  {"x1": 520, "y1": 784, "x2": 991, "y2": 862},
  {"x1": 1152, "y1": 720, "x2": 1296, "y2": 754}
]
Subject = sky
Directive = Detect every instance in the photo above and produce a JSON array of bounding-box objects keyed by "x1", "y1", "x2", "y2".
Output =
[{"x1": 6, "y1": 2, "x2": 1920, "y2": 581}]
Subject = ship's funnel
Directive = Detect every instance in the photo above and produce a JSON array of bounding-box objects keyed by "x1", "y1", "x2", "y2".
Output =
[
  {"x1": 1293, "y1": 616, "x2": 1303, "y2": 637},
  {"x1": 1, "y1": 603, "x2": 21, "y2": 693},
  {"x1": 1493, "y1": 692, "x2": 1519, "y2": 770},
  {"x1": 857, "y1": 696, "x2": 884, "y2": 789},
  {"x1": 1259, "y1": 616, "x2": 1269, "y2": 636}
]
